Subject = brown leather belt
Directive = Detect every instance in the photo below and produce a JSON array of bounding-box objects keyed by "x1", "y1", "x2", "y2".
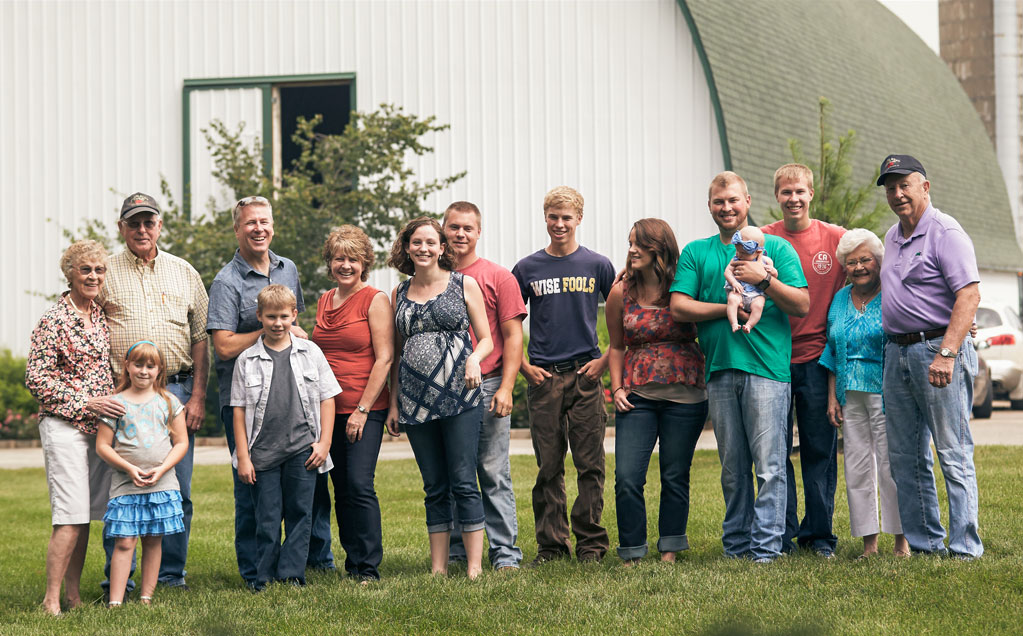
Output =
[
  {"x1": 887, "y1": 327, "x2": 946, "y2": 345},
  {"x1": 482, "y1": 369, "x2": 503, "y2": 380}
]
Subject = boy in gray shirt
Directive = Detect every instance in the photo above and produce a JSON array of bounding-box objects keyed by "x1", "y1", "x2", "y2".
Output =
[{"x1": 231, "y1": 285, "x2": 340, "y2": 589}]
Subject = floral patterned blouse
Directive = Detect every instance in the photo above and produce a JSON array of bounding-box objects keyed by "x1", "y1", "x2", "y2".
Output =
[
  {"x1": 621, "y1": 286, "x2": 705, "y2": 390},
  {"x1": 26, "y1": 293, "x2": 115, "y2": 434}
]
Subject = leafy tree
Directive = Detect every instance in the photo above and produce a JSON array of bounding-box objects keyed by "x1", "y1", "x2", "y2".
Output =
[{"x1": 765, "y1": 97, "x2": 888, "y2": 234}]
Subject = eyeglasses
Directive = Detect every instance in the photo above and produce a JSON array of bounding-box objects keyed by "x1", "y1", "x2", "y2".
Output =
[
  {"x1": 845, "y1": 257, "x2": 875, "y2": 268},
  {"x1": 124, "y1": 219, "x2": 158, "y2": 230},
  {"x1": 78, "y1": 266, "x2": 107, "y2": 276}
]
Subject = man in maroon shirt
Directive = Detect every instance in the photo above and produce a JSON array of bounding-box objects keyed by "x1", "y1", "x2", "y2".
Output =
[{"x1": 761, "y1": 164, "x2": 846, "y2": 557}]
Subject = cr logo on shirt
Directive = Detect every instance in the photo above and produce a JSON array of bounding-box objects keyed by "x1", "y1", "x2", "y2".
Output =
[{"x1": 812, "y1": 251, "x2": 833, "y2": 275}]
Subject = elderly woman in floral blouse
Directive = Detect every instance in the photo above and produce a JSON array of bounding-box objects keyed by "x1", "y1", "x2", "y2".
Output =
[{"x1": 26, "y1": 240, "x2": 126, "y2": 615}]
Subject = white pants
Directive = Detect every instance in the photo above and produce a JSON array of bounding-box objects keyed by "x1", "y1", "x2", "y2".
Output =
[
  {"x1": 841, "y1": 391, "x2": 902, "y2": 537},
  {"x1": 39, "y1": 416, "x2": 110, "y2": 525}
]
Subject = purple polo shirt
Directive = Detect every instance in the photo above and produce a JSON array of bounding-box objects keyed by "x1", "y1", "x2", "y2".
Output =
[{"x1": 880, "y1": 205, "x2": 979, "y2": 335}]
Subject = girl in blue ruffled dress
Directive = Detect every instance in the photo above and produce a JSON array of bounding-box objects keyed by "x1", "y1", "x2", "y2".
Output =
[{"x1": 96, "y1": 341, "x2": 188, "y2": 607}]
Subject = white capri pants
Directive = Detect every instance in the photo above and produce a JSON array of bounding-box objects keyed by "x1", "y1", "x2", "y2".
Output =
[
  {"x1": 38, "y1": 416, "x2": 110, "y2": 525},
  {"x1": 841, "y1": 391, "x2": 902, "y2": 537}
]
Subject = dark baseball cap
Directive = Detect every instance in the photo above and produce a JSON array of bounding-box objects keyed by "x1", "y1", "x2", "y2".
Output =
[
  {"x1": 120, "y1": 192, "x2": 161, "y2": 219},
  {"x1": 876, "y1": 154, "x2": 926, "y2": 186}
]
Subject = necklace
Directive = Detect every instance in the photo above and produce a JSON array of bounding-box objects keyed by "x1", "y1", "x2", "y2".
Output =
[
  {"x1": 851, "y1": 286, "x2": 878, "y2": 313},
  {"x1": 68, "y1": 294, "x2": 90, "y2": 315}
]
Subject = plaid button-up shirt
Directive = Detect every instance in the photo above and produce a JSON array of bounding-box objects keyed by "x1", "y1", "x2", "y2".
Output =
[{"x1": 99, "y1": 248, "x2": 209, "y2": 377}]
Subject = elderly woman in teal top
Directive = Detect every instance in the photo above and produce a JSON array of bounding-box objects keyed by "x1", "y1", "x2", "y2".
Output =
[{"x1": 819, "y1": 229, "x2": 908, "y2": 559}]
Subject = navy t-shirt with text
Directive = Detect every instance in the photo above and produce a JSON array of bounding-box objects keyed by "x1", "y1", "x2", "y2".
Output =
[{"x1": 512, "y1": 246, "x2": 615, "y2": 365}]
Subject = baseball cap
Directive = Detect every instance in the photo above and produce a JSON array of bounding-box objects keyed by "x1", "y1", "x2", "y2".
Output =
[
  {"x1": 119, "y1": 192, "x2": 161, "y2": 219},
  {"x1": 876, "y1": 154, "x2": 926, "y2": 186}
]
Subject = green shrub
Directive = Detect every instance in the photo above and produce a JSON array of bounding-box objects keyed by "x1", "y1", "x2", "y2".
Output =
[{"x1": 0, "y1": 349, "x2": 40, "y2": 439}]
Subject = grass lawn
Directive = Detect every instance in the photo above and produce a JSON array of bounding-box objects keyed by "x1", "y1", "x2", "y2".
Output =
[{"x1": 1, "y1": 446, "x2": 1021, "y2": 635}]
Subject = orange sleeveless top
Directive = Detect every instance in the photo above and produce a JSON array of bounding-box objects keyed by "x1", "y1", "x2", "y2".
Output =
[{"x1": 312, "y1": 285, "x2": 390, "y2": 414}]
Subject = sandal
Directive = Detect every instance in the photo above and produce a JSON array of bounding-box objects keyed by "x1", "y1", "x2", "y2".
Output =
[
  {"x1": 107, "y1": 601, "x2": 122, "y2": 608},
  {"x1": 140, "y1": 596, "x2": 152, "y2": 605}
]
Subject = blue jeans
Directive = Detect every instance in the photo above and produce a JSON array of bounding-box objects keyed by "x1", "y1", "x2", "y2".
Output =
[
  {"x1": 782, "y1": 360, "x2": 838, "y2": 553},
  {"x1": 406, "y1": 405, "x2": 486, "y2": 533},
  {"x1": 102, "y1": 377, "x2": 195, "y2": 592},
  {"x1": 706, "y1": 370, "x2": 789, "y2": 560},
  {"x1": 450, "y1": 377, "x2": 522, "y2": 568},
  {"x1": 223, "y1": 405, "x2": 335, "y2": 583},
  {"x1": 329, "y1": 409, "x2": 385, "y2": 580},
  {"x1": 252, "y1": 448, "x2": 318, "y2": 586},
  {"x1": 883, "y1": 338, "x2": 983, "y2": 557},
  {"x1": 614, "y1": 395, "x2": 707, "y2": 560}
]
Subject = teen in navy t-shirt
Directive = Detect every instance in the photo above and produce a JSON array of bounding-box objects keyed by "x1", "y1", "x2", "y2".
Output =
[{"x1": 512, "y1": 186, "x2": 614, "y2": 565}]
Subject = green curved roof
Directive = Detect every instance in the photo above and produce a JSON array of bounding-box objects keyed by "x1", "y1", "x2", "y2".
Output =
[{"x1": 679, "y1": 0, "x2": 1022, "y2": 271}]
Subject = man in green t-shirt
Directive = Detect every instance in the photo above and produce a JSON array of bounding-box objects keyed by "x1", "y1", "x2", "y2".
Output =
[{"x1": 669, "y1": 171, "x2": 808, "y2": 563}]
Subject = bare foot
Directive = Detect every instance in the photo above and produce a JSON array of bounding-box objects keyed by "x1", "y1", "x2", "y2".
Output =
[
  {"x1": 622, "y1": 558, "x2": 640, "y2": 567},
  {"x1": 467, "y1": 567, "x2": 482, "y2": 580},
  {"x1": 41, "y1": 601, "x2": 61, "y2": 616},
  {"x1": 742, "y1": 325, "x2": 751, "y2": 334},
  {"x1": 430, "y1": 568, "x2": 448, "y2": 577},
  {"x1": 731, "y1": 324, "x2": 740, "y2": 333},
  {"x1": 660, "y1": 552, "x2": 677, "y2": 563}
]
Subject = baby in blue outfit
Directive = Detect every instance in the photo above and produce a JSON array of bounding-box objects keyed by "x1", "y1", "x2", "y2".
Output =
[{"x1": 724, "y1": 226, "x2": 773, "y2": 333}]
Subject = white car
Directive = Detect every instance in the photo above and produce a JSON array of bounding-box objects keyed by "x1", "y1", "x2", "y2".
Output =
[{"x1": 976, "y1": 302, "x2": 1023, "y2": 409}]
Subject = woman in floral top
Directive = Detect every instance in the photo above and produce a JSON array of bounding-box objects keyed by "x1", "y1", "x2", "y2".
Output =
[
  {"x1": 606, "y1": 219, "x2": 708, "y2": 565},
  {"x1": 26, "y1": 240, "x2": 125, "y2": 615}
]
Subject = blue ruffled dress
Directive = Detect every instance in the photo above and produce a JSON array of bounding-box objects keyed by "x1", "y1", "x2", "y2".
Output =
[{"x1": 101, "y1": 393, "x2": 186, "y2": 537}]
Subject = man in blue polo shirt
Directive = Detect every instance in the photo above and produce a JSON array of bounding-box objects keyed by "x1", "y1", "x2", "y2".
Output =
[
  {"x1": 206, "y1": 196, "x2": 335, "y2": 585},
  {"x1": 670, "y1": 171, "x2": 808, "y2": 563},
  {"x1": 877, "y1": 154, "x2": 982, "y2": 559}
]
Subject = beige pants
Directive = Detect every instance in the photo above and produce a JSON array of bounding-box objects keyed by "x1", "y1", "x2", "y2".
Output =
[
  {"x1": 39, "y1": 416, "x2": 110, "y2": 525},
  {"x1": 841, "y1": 391, "x2": 902, "y2": 537}
]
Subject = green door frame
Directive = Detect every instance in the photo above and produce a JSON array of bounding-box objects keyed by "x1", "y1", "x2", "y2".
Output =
[{"x1": 181, "y1": 72, "x2": 356, "y2": 217}]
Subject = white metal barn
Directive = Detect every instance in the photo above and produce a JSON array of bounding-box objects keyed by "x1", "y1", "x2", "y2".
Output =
[
  {"x1": 3, "y1": 0, "x2": 1016, "y2": 353},
  {"x1": 1, "y1": 0, "x2": 722, "y2": 353}
]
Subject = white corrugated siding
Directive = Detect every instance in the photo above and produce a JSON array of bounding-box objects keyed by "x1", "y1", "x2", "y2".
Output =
[{"x1": 2, "y1": 0, "x2": 722, "y2": 353}]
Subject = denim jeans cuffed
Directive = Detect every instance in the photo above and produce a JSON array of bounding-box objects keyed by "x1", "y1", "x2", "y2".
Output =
[
  {"x1": 252, "y1": 448, "x2": 318, "y2": 586},
  {"x1": 450, "y1": 377, "x2": 522, "y2": 568},
  {"x1": 707, "y1": 370, "x2": 789, "y2": 561},
  {"x1": 329, "y1": 409, "x2": 386, "y2": 580},
  {"x1": 883, "y1": 338, "x2": 982, "y2": 558},
  {"x1": 406, "y1": 404, "x2": 485, "y2": 533},
  {"x1": 782, "y1": 360, "x2": 838, "y2": 553},
  {"x1": 614, "y1": 394, "x2": 707, "y2": 560}
]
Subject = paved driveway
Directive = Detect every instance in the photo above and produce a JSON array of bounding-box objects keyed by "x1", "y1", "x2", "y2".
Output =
[{"x1": 3, "y1": 402, "x2": 1022, "y2": 470}]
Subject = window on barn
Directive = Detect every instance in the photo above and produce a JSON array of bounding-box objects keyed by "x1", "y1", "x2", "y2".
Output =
[{"x1": 272, "y1": 82, "x2": 353, "y2": 187}]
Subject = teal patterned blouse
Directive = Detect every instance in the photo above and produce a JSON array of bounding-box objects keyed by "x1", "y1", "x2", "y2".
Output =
[{"x1": 819, "y1": 286, "x2": 884, "y2": 405}]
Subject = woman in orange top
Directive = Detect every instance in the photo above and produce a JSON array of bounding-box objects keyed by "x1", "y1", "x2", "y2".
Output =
[{"x1": 312, "y1": 225, "x2": 395, "y2": 581}]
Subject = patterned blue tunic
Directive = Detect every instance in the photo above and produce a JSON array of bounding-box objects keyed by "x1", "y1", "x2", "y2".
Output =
[
  {"x1": 395, "y1": 272, "x2": 481, "y2": 424},
  {"x1": 819, "y1": 286, "x2": 884, "y2": 405}
]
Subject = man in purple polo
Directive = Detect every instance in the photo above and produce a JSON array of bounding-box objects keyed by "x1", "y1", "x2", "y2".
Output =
[{"x1": 878, "y1": 154, "x2": 982, "y2": 559}]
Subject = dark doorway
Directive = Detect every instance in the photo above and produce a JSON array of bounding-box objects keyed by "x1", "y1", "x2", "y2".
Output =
[{"x1": 279, "y1": 83, "x2": 352, "y2": 171}]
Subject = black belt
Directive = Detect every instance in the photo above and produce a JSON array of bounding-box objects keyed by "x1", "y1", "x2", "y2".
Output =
[
  {"x1": 537, "y1": 355, "x2": 594, "y2": 374},
  {"x1": 167, "y1": 369, "x2": 194, "y2": 384},
  {"x1": 887, "y1": 328, "x2": 946, "y2": 345}
]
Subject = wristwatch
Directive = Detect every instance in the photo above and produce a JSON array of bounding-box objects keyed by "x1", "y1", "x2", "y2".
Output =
[
  {"x1": 356, "y1": 405, "x2": 369, "y2": 413},
  {"x1": 939, "y1": 347, "x2": 958, "y2": 358},
  {"x1": 755, "y1": 273, "x2": 772, "y2": 292}
]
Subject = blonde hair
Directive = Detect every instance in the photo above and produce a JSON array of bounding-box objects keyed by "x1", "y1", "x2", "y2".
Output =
[
  {"x1": 773, "y1": 164, "x2": 814, "y2": 194},
  {"x1": 116, "y1": 342, "x2": 173, "y2": 416},
  {"x1": 543, "y1": 186, "x2": 584, "y2": 215},
  {"x1": 707, "y1": 171, "x2": 749, "y2": 200},
  {"x1": 738, "y1": 225, "x2": 765, "y2": 247},
  {"x1": 232, "y1": 196, "x2": 272, "y2": 227},
  {"x1": 60, "y1": 240, "x2": 108, "y2": 286},
  {"x1": 322, "y1": 225, "x2": 374, "y2": 281},
  {"x1": 257, "y1": 284, "x2": 297, "y2": 313}
]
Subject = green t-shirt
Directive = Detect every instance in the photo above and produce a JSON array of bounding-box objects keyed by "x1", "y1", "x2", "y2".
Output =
[{"x1": 670, "y1": 233, "x2": 807, "y2": 383}]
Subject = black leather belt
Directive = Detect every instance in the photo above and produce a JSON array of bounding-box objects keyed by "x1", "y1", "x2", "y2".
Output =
[
  {"x1": 887, "y1": 328, "x2": 946, "y2": 345},
  {"x1": 167, "y1": 369, "x2": 194, "y2": 384},
  {"x1": 537, "y1": 355, "x2": 594, "y2": 374}
]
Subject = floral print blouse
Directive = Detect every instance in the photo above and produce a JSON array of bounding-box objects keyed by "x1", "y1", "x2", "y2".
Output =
[
  {"x1": 622, "y1": 286, "x2": 705, "y2": 390},
  {"x1": 26, "y1": 293, "x2": 115, "y2": 434}
]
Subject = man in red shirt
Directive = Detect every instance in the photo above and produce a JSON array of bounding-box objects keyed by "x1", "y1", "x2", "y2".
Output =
[
  {"x1": 761, "y1": 164, "x2": 846, "y2": 557},
  {"x1": 443, "y1": 201, "x2": 527, "y2": 570}
]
